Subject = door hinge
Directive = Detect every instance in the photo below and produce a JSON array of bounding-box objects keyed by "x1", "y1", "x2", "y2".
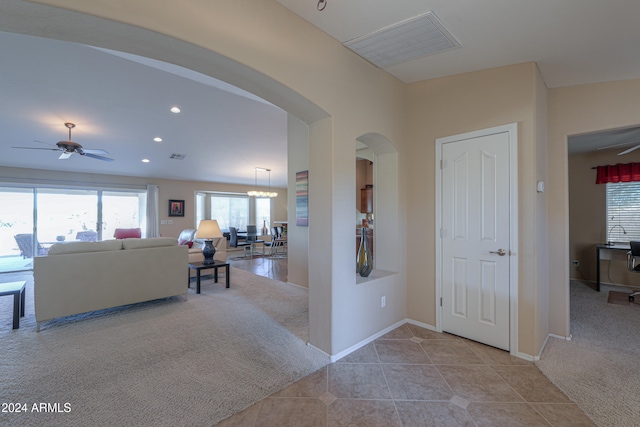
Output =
[{"x1": 440, "y1": 297, "x2": 443, "y2": 307}]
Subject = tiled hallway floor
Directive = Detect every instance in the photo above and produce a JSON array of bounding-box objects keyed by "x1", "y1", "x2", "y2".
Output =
[
  {"x1": 228, "y1": 251, "x2": 287, "y2": 282},
  {"x1": 218, "y1": 323, "x2": 594, "y2": 426}
]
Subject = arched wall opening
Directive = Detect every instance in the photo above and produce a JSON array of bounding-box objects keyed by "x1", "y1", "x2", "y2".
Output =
[
  {"x1": 1, "y1": 0, "x2": 409, "y2": 358},
  {"x1": 0, "y1": 0, "x2": 334, "y2": 347}
]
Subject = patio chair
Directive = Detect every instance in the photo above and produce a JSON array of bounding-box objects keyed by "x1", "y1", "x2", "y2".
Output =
[
  {"x1": 75, "y1": 230, "x2": 98, "y2": 242},
  {"x1": 14, "y1": 234, "x2": 48, "y2": 258}
]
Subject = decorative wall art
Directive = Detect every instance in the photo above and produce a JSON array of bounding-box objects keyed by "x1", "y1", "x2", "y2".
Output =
[
  {"x1": 168, "y1": 199, "x2": 185, "y2": 217},
  {"x1": 296, "y1": 170, "x2": 308, "y2": 226}
]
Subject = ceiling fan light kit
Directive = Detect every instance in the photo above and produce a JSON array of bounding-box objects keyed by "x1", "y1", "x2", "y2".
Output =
[{"x1": 12, "y1": 122, "x2": 114, "y2": 162}]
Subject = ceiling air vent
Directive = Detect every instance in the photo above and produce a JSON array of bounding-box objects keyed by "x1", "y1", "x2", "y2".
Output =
[
  {"x1": 169, "y1": 153, "x2": 186, "y2": 160},
  {"x1": 343, "y1": 11, "x2": 461, "y2": 69}
]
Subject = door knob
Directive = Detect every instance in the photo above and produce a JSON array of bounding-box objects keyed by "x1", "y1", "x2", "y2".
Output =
[{"x1": 489, "y1": 249, "x2": 506, "y2": 256}]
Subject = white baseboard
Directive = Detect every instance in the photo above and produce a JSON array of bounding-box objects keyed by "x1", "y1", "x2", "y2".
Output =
[
  {"x1": 406, "y1": 318, "x2": 437, "y2": 332},
  {"x1": 532, "y1": 333, "x2": 572, "y2": 361},
  {"x1": 329, "y1": 319, "x2": 407, "y2": 363}
]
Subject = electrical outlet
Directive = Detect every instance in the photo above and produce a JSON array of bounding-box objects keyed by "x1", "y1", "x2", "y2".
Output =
[
  {"x1": 381, "y1": 296, "x2": 386, "y2": 308},
  {"x1": 572, "y1": 260, "x2": 579, "y2": 267}
]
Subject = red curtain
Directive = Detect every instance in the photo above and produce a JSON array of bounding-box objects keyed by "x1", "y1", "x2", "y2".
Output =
[{"x1": 596, "y1": 163, "x2": 640, "y2": 184}]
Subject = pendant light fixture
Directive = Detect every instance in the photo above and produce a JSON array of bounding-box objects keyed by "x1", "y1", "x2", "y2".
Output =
[{"x1": 247, "y1": 167, "x2": 278, "y2": 198}]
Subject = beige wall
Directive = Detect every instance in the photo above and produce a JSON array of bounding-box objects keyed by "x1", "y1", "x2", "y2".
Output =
[
  {"x1": 548, "y1": 79, "x2": 640, "y2": 337},
  {"x1": 287, "y1": 113, "x2": 309, "y2": 288},
  {"x1": 534, "y1": 67, "x2": 549, "y2": 354},
  {"x1": 406, "y1": 62, "x2": 546, "y2": 356},
  {"x1": 568, "y1": 148, "x2": 640, "y2": 285}
]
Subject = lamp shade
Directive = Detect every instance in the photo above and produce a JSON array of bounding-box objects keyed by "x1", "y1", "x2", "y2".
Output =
[{"x1": 195, "y1": 220, "x2": 222, "y2": 239}]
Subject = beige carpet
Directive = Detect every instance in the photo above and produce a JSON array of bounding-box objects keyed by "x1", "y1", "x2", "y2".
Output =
[
  {"x1": 0, "y1": 268, "x2": 328, "y2": 427},
  {"x1": 536, "y1": 280, "x2": 640, "y2": 427}
]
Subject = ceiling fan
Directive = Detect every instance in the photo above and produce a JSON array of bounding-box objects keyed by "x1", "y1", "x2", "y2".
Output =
[
  {"x1": 596, "y1": 140, "x2": 640, "y2": 156},
  {"x1": 12, "y1": 122, "x2": 114, "y2": 162}
]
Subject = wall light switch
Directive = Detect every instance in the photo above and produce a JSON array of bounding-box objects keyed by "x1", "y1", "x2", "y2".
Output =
[
  {"x1": 161, "y1": 220, "x2": 167, "y2": 225},
  {"x1": 168, "y1": 220, "x2": 173, "y2": 224}
]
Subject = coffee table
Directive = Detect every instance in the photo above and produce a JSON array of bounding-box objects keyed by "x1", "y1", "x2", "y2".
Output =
[
  {"x1": 188, "y1": 261, "x2": 230, "y2": 294},
  {"x1": 0, "y1": 281, "x2": 26, "y2": 329}
]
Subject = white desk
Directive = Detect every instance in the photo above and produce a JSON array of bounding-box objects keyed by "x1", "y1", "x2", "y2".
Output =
[{"x1": 596, "y1": 244, "x2": 630, "y2": 291}]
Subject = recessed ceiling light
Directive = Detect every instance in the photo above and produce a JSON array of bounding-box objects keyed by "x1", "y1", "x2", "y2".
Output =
[
  {"x1": 153, "y1": 137, "x2": 163, "y2": 142},
  {"x1": 142, "y1": 159, "x2": 150, "y2": 163},
  {"x1": 170, "y1": 106, "x2": 181, "y2": 113}
]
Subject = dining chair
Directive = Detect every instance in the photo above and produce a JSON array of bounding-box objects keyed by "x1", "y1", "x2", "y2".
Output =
[
  {"x1": 229, "y1": 227, "x2": 252, "y2": 255},
  {"x1": 245, "y1": 225, "x2": 265, "y2": 256}
]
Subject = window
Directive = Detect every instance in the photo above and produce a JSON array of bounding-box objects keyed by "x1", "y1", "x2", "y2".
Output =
[
  {"x1": 606, "y1": 182, "x2": 640, "y2": 243},
  {"x1": 0, "y1": 185, "x2": 147, "y2": 273},
  {"x1": 255, "y1": 198, "x2": 271, "y2": 234},
  {"x1": 209, "y1": 194, "x2": 249, "y2": 231}
]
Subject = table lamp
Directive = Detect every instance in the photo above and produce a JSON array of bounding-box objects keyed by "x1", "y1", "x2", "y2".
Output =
[{"x1": 195, "y1": 220, "x2": 223, "y2": 265}]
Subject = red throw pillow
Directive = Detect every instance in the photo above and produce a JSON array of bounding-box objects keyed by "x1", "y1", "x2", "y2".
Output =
[
  {"x1": 178, "y1": 240, "x2": 193, "y2": 248},
  {"x1": 113, "y1": 228, "x2": 142, "y2": 239}
]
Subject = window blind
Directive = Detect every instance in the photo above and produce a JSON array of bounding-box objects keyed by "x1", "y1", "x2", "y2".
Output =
[{"x1": 606, "y1": 182, "x2": 640, "y2": 243}]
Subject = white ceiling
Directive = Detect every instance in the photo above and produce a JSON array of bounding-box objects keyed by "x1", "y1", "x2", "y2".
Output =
[
  {"x1": 0, "y1": 31, "x2": 289, "y2": 188},
  {"x1": 2, "y1": 1, "x2": 640, "y2": 185}
]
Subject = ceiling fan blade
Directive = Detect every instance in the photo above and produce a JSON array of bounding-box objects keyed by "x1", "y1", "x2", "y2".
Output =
[
  {"x1": 82, "y1": 148, "x2": 110, "y2": 155},
  {"x1": 618, "y1": 144, "x2": 640, "y2": 155},
  {"x1": 597, "y1": 140, "x2": 640, "y2": 151},
  {"x1": 59, "y1": 152, "x2": 73, "y2": 160},
  {"x1": 12, "y1": 146, "x2": 61, "y2": 151},
  {"x1": 82, "y1": 152, "x2": 114, "y2": 162},
  {"x1": 33, "y1": 139, "x2": 58, "y2": 147}
]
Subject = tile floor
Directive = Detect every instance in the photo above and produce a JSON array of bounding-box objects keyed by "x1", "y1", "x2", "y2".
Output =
[
  {"x1": 228, "y1": 250, "x2": 287, "y2": 282},
  {"x1": 217, "y1": 323, "x2": 594, "y2": 426},
  {"x1": 224, "y1": 254, "x2": 593, "y2": 426}
]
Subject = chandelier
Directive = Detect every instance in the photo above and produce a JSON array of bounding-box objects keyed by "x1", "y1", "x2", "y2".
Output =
[{"x1": 247, "y1": 167, "x2": 278, "y2": 198}]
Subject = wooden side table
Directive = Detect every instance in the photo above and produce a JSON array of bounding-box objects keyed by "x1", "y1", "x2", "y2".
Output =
[
  {"x1": 188, "y1": 261, "x2": 230, "y2": 294},
  {"x1": 0, "y1": 281, "x2": 26, "y2": 329}
]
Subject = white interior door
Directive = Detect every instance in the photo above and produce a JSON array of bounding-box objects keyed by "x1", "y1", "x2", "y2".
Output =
[{"x1": 439, "y1": 128, "x2": 513, "y2": 351}]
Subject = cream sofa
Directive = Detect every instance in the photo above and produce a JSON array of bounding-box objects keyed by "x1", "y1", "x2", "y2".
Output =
[{"x1": 33, "y1": 238, "x2": 188, "y2": 331}]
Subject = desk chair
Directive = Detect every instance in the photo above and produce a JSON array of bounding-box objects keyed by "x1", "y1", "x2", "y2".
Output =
[{"x1": 626, "y1": 241, "x2": 640, "y2": 301}]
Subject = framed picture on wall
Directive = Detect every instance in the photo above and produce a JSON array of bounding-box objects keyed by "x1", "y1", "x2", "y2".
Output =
[
  {"x1": 169, "y1": 199, "x2": 185, "y2": 217},
  {"x1": 296, "y1": 170, "x2": 308, "y2": 226}
]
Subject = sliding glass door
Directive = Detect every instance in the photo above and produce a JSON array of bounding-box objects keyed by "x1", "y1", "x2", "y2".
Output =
[
  {"x1": 36, "y1": 189, "x2": 98, "y2": 245},
  {"x1": 0, "y1": 188, "x2": 35, "y2": 273},
  {"x1": 0, "y1": 185, "x2": 147, "y2": 273},
  {"x1": 102, "y1": 191, "x2": 147, "y2": 240}
]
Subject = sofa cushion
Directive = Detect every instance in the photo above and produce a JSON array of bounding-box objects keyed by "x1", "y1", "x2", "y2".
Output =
[
  {"x1": 122, "y1": 237, "x2": 178, "y2": 250},
  {"x1": 48, "y1": 239, "x2": 123, "y2": 255}
]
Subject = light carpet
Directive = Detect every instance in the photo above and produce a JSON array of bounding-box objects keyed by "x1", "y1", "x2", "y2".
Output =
[
  {"x1": 536, "y1": 280, "x2": 640, "y2": 427},
  {"x1": 0, "y1": 268, "x2": 328, "y2": 427}
]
